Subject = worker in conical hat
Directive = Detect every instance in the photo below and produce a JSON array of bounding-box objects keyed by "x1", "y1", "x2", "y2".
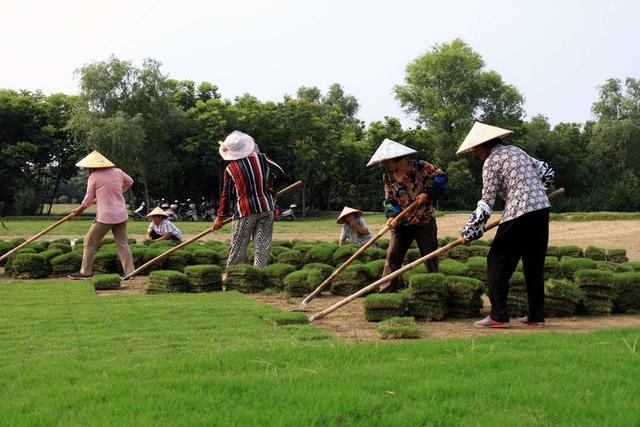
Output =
[
  {"x1": 368, "y1": 138, "x2": 448, "y2": 292},
  {"x1": 336, "y1": 207, "x2": 373, "y2": 247},
  {"x1": 68, "y1": 150, "x2": 135, "y2": 280},
  {"x1": 458, "y1": 122, "x2": 555, "y2": 328},
  {"x1": 146, "y1": 207, "x2": 183, "y2": 242}
]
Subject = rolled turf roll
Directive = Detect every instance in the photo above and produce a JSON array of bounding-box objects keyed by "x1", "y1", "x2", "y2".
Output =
[
  {"x1": 271, "y1": 239, "x2": 293, "y2": 248},
  {"x1": 544, "y1": 279, "x2": 583, "y2": 317},
  {"x1": 142, "y1": 248, "x2": 167, "y2": 271},
  {"x1": 544, "y1": 256, "x2": 560, "y2": 277},
  {"x1": 445, "y1": 275, "x2": 484, "y2": 318},
  {"x1": 467, "y1": 245, "x2": 489, "y2": 257},
  {"x1": 584, "y1": 246, "x2": 607, "y2": 261},
  {"x1": 612, "y1": 272, "x2": 640, "y2": 313},
  {"x1": 546, "y1": 246, "x2": 560, "y2": 258},
  {"x1": 362, "y1": 247, "x2": 387, "y2": 262},
  {"x1": 363, "y1": 293, "x2": 408, "y2": 322},
  {"x1": 10, "y1": 253, "x2": 49, "y2": 279},
  {"x1": 184, "y1": 264, "x2": 222, "y2": 292},
  {"x1": 332, "y1": 244, "x2": 359, "y2": 265},
  {"x1": 363, "y1": 259, "x2": 386, "y2": 280},
  {"x1": 302, "y1": 263, "x2": 335, "y2": 280},
  {"x1": 606, "y1": 248, "x2": 628, "y2": 263},
  {"x1": 262, "y1": 263, "x2": 297, "y2": 289},
  {"x1": 191, "y1": 249, "x2": 220, "y2": 266},
  {"x1": 558, "y1": 245, "x2": 583, "y2": 258},
  {"x1": 574, "y1": 269, "x2": 615, "y2": 315},
  {"x1": 49, "y1": 243, "x2": 72, "y2": 254},
  {"x1": 305, "y1": 244, "x2": 339, "y2": 264},
  {"x1": 270, "y1": 246, "x2": 291, "y2": 258},
  {"x1": 25, "y1": 241, "x2": 50, "y2": 253},
  {"x1": 3, "y1": 248, "x2": 37, "y2": 273},
  {"x1": 557, "y1": 257, "x2": 597, "y2": 280},
  {"x1": 277, "y1": 250, "x2": 304, "y2": 268},
  {"x1": 439, "y1": 258, "x2": 469, "y2": 277},
  {"x1": 465, "y1": 256, "x2": 487, "y2": 282},
  {"x1": 92, "y1": 274, "x2": 121, "y2": 290},
  {"x1": 292, "y1": 242, "x2": 314, "y2": 255},
  {"x1": 225, "y1": 264, "x2": 266, "y2": 293},
  {"x1": 376, "y1": 316, "x2": 420, "y2": 340},
  {"x1": 406, "y1": 273, "x2": 448, "y2": 321},
  {"x1": 330, "y1": 264, "x2": 370, "y2": 296},
  {"x1": 164, "y1": 250, "x2": 195, "y2": 272},
  {"x1": 282, "y1": 270, "x2": 317, "y2": 297},
  {"x1": 448, "y1": 245, "x2": 470, "y2": 261},
  {"x1": 596, "y1": 261, "x2": 634, "y2": 273},
  {"x1": 94, "y1": 250, "x2": 118, "y2": 274},
  {"x1": 50, "y1": 252, "x2": 82, "y2": 276},
  {"x1": 147, "y1": 270, "x2": 191, "y2": 293}
]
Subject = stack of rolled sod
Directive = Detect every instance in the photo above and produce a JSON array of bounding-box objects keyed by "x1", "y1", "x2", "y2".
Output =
[
  {"x1": 184, "y1": 265, "x2": 223, "y2": 292},
  {"x1": 330, "y1": 265, "x2": 370, "y2": 296},
  {"x1": 612, "y1": 272, "x2": 640, "y2": 313},
  {"x1": 507, "y1": 272, "x2": 528, "y2": 317},
  {"x1": 544, "y1": 279, "x2": 583, "y2": 317},
  {"x1": 147, "y1": 270, "x2": 191, "y2": 293},
  {"x1": 363, "y1": 293, "x2": 408, "y2": 322},
  {"x1": 445, "y1": 275, "x2": 484, "y2": 318},
  {"x1": 405, "y1": 273, "x2": 449, "y2": 321},
  {"x1": 262, "y1": 263, "x2": 297, "y2": 289},
  {"x1": 224, "y1": 264, "x2": 266, "y2": 293},
  {"x1": 574, "y1": 269, "x2": 616, "y2": 315}
]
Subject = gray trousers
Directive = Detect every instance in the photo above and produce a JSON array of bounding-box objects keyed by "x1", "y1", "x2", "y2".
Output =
[
  {"x1": 81, "y1": 221, "x2": 134, "y2": 276},
  {"x1": 227, "y1": 211, "x2": 274, "y2": 268}
]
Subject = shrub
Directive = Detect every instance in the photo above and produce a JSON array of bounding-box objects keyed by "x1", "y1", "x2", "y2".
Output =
[
  {"x1": 558, "y1": 245, "x2": 583, "y2": 258},
  {"x1": 332, "y1": 244, "x2": 359, "y2": 265},
  {"x1": 613, "y1": 272, "x2": 640, "y2": 313},
  {"x1": 50, "y1": 252, "x2": 82, "y2": 275},
  {"x1": 305, "y1": 244, "x2": 339, "y2": 264},
  {"x1": 262, "y1": 263, "x2": 297, "y2": 289},
  {"x1": 225, "y1": 264, "x2": 266, "y2": 293},
  {"x1": 445, "y1": 275, "x2": 484, "y2": 318},
  {"x1": 544, "y1": 279, "x2": 583, "y2": 317},
  {"x1": 439, "y1": 259, "x2": 469, "y2": 276},
  {"x1": 277, "y1": 250, "x2": 303, "y2": 268},
  {"x1": 330, "y1": 264, "x2": 370, "y2": 296},
  {"x1": 147, "y1": 270, "x2": 191, "y2": 293},
  {"x1": 584, "y1": 246, "x2": 607, "y2": 261},
  {"x1": 557, "y1": 257, "x2": 597, "y2": 280},
  {"x1": 376, "y1": 317, "x2": 421, "y2": 339},
  {"x1": 184, "y1": 264, "x2": 222, "y2": 292},
  {"x1": 363, "y1": 293, "x2": 407, "y2": 322},
  {"x1": 262, "y1": 311, "x2": 308, "y2": 326},
  {"x1": 607, "y1": 248, "x2": 628, "y2": 263},
  {"x1": 13, "y1": 186, "x2": 40, "y2": 215},
  {"x1": 93, "y1": 274, "x2": 121, "y2": 290},
  {"x1": 11, "y1": 254, "x2": 49, "y2": 279},
  {"x1": 94, "y1": 251, "x2": 117, "y2": 274},
  {"x1": 574, "y1": 269, "x2": 615, "y2": 315},
  {"x1": 191, "y1": 249, "x2": 220, "y2": 266},
  {"x1": 363, "y1": 259, "x2": 386, "y2": 280}
]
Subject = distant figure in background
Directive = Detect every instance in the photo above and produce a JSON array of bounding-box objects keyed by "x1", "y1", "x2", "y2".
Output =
[
  {"x1": 146, "y1": 207, "x2": 183, "y2": 242},
  {"x1": 337, "y1": 206, "x2": 373, "y2": 247},
  {"x1": 68, "y1": 150, "x2": 135, "y2": 280},
  {"x1": 213, "y1": 131, "x2": 284, "y2": 268}
]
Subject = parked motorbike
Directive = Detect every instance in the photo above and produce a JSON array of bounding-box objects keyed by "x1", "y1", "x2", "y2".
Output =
[
  {"x1": 275, "y1": 203, "x2": 296, "y2": 221},
  {"x1": 133, "y1": 201, "x2": 147, "y2": 220},
  {"x1": 161, "y1": 200, "x2": 179, "y2": 221},
  {"x1": 199, "y1": 197, "x2": 216, "y2": 221}
]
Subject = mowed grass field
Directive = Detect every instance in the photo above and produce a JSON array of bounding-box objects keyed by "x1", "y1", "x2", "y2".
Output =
[{"x1": 1, "y1": 279, "x2": 639, "y2": 425}]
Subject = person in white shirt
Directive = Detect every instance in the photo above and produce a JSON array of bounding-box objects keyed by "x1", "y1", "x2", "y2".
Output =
[{"x1": 146, "y1": 207, "x2": 183, "y2": 242}]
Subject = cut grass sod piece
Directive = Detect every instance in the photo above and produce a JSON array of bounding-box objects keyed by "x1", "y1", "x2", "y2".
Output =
[
  {"x1": 302, "y1": 263, "x2": 334, "y2": 280},
  {"x1": 330, "y1": 264, "x2": 370, "y2": 296},
  {"x1": 445, "y1": 275, "x2": 484, "y2": 318},
  {"x1": 10, "y1": 253, "x2": 49, "y2": 279},
  {"x1": 92, "y1": 274, "x2": 122, "y2": 290},
  {"x1": 438, "y1": 258, "x2": 469, "y2": 277},
  {"x1": 191, "y1": 249, "x2": 220, "y2": 266},
  {"x1": 50, "y1": 252, "x2": 82, "y2": 276},
  {"x1": 363, "y1": 259, "x2": 386, "y2": 280},
  {"x1": 544, "y1": 279, "x2": 583, "y2": 317},
  {"x1": 584, "y1": 246, "x2": 607, "y2": 261},
  {"x1": 574, "y1": 269, "x2": 616, "y2": 315},
  {"x1": 332, "y1": 244, "x2": 359, "y2": 265},
  {"x1": 93, "y1": 250, "x2": 118, "y2": 274},
  {"x1": 558, "y1": 245, "x2": 583, "y2": 258},
  {"x1": 283, "y1": 270, "x2": 314, "y2": 297},
  {"x1": 225, "y1": 264, "x2": 266, "y2": 293},
  {"x1": 607, "y1": 248, "x2": 628, "y2": 263},
  {"x1": 262, "y1": 311, "x2": 309, "y2": 326},
  {"x1": 406, "y1": 273, "x2": 449, "y2": 321},
  {"x1": 557, "y1": 257, "x2": 597, "y2": 280},
  {"x1": 596, "y1": 261, "x2": 634, "y2": 273},
  {"x1": 304, "y1": 244, "x2": 339, "y2": 264},
  {"x1": 376, "y1": 316, "x2": 421, "y2": 339},
  {"x1": 464, "y1": 256, "x2": 487, "y2": 282},
  {"x1": 147, "y1": 270, "x2": 192, "y2": 293},
  {"x1": 276, "y1": 249, "x2": 304, "y2": 268},
  {"x1": 184, "y1": 264, "x2": 223, "y2": 292},
  {"x1": 363, "y1": 293, "x2": 407, "y2": 321},
  {"x1": 612, "y1": 272, "x2": 640, "y2": 313},
  {"x1": 262, "y1": 263, "x2": 297, "y2": 289}
]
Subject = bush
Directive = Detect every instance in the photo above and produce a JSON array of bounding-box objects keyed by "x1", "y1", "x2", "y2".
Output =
[
  {"x1": 363, "y1": 259, "x2": 386, "y2": 280},
  {"x1": 184, "y1": 264, "x2": 222, "y2": 292},
  {"x1": 607, "y1": 248, "x2": 628, "y2": 263},
  {"x1": 446, "y1": 275, "x2": 484, "y2": 318},
  {"x1": 277, "y1": 250, "x2": 303, "y2": 268},
  {"x1": 147, "y1": 270, "x2": 191, "y2": 293},
  {"x1": 613, "y1": 272, "x2": 640, "y2": 313},
  {"x1": 439, "y1": 259, "x2": 469, "y2": 276},
  {"x1": 13, "y1": 186, "x2": 40, "y2": 215},
  {"x1": 305, "y1": 244, "x2": 339, "y2": 264},
  {"x1": 50, "y1": 252, "x2": 82, "y2": 275},
  {"x1": 93, "y1": 274, "x2": 121, "y2": 290},
  {"x1": 584, "y1": 246, "x2": 607, "y2": 261},
  {"x1": 363, "y1": 293, "x2": 407, "y2": 322},
  {"x1": 557, "y1": 257, "x2": 597, "y2": 280},
  {"x1": 225, "y1": 264, "x2": 266, "y2": 293},
  {"x1": 376, "y1": 317, "x2": 420, "y2": 339},
  {"x1": 330, "y1": 264, "x2": 370, "y2": 296},
  {"x1": 574, "y1": 269, "x2": 616, "y2": 315},
  {"x1": 262, "y1": 311, "x2": 308, "y2": 326},
  {"x1": 332, "y1": 244, "x2": 359, "y2": 265},
  {"x1": 11, "y1": 254, "x2": 49, "y2": 279},
  {"x1": 262, "y1": 263, "x2": 297, "y2": 289},
  {"x1": 558, "y1": 245, "x2": 583, "y2": 258},
  {"x1": 544, "y1": 279, "x2": 583, "y2": 317}
]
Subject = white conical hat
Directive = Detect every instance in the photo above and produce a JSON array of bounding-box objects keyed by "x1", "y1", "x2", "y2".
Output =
[
  {"x1": 218, "y1": 131, "x2": 256, "y2": 161},
  {"x1": 456, "y1": 122, "x2": 513, "y2": 155},
  {"x1": 75, "y1": 150, "x2": 115, "y2": 168},
  {"x1": 366, "y1": 138, "x2": 417, "y2": 167},
  {"x1": 146, "y1": 207, "x2": 169, "y2": 218},
  {"x1": 337, "y1": 206, "x2": 363, "y2": 224}
]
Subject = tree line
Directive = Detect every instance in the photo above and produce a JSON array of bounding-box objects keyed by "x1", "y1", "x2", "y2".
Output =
[{"x1": 1, "y1": 39, "x2": 639, "y2": 216}]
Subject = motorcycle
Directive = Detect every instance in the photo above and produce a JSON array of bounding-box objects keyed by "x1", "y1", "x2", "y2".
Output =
[
  {"x1": 199, "y1": 197, "x2": 216, "y2": 221},
  {"x1": 184, "y1": 199, "x2": 199, "y2": 221},
  {"x1": 133, "y1": 201, "x2": 147, "y2": 220},
  {"x1": 161, "y1": 200, "x2": 179, "y2": 221},
  {"x1": 275, "y1": 203, "x2": 296, "y2": 221}
]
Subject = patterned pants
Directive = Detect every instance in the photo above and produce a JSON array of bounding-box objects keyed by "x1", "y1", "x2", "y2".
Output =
[{"x1": 227, "y1": 211, "x2": 274, "y2": 268}]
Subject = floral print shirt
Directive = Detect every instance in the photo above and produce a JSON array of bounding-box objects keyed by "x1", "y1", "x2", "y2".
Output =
[
  {"x1": 460, "y1": 144, "x2": 554, "y2": 241},
  {"x1": 383, "y1": 160, "x2": 448, "y2": 225}
]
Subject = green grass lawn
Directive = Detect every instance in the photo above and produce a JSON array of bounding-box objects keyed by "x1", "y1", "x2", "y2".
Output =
[{"x1": 1, "y1": 280, "x2": 639, "y2": 425}]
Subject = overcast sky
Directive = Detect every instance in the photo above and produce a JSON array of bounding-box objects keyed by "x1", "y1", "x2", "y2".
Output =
[{"x1": 2, "y1": 0, "x2": 638, "y2": 127}]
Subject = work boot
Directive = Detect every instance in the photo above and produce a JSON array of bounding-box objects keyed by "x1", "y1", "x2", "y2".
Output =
[{"x1": 473, "y1": 315, "x2": 510, "y2": 329}]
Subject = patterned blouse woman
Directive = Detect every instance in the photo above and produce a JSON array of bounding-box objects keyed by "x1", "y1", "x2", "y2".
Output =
[{"x1": 458, "y1": 122, "x2": 554, "y2": 329}]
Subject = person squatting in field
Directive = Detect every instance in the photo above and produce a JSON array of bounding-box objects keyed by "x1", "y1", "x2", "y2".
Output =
[
  {"x1": 337, "y1": 206, "x2": 374, "y2": 247},
  {"x1": 145, "y1": 207, "x2": 183, "y2": 242},
  {"x1": 458, "y1": 122, "x2": 555, "y2": 328}
]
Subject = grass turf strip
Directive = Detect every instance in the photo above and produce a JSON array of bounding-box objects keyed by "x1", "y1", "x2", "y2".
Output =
[{"x1": 0, "y1": 281, "x2": 639, "y2": 425}]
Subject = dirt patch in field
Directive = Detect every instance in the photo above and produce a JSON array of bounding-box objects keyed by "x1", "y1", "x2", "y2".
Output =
[{"x1": 252, "y1": 293, "x2": 640, "y2": 342}]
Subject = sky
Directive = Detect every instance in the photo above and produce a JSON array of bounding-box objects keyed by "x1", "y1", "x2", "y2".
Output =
[{"x1": 2, "y1": 0, "x2": 639, "y2": 127}]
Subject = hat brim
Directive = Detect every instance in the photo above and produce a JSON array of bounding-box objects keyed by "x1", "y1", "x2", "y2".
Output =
[
  {"x1": 337, "y1": 210, "x2": 362, "y2": 224},
  {"x1": 366, "y1": 153, "x2": 410, "y2": 167},
  {"x1": 219, "y1": 140, "x2": 256, "y2": 161}
]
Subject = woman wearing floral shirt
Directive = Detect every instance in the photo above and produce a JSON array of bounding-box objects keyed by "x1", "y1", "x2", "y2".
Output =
[
  {"x1": 457, "y1": 122, "x2": 554, "y2": 329},
  {"x1": 367, "y1": 138, "x2": 448, "y2": 292}
]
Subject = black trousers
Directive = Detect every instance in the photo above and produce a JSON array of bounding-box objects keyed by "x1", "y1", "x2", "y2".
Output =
[
  {"x1": 488, "y1": 208, "x2": 549, "y2": 323},
  {"x1": 149, "y1": 230, "x2": 181, "y2": 242},
  {"x1": 381, "y1": 218, "x2": 439, "y2": 292}
]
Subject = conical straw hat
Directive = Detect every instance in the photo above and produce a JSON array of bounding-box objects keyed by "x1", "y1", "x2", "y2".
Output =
[
  {"x1": 75, "y1": 150, "x2": 115, "y2": 168},
  {"x1": 366, "y1": 138, "x2": 417, "y2": 167},
  {"x1": 337, "y1": 206, "x2": 363, "y2": 224},
  {"x1": 147, "y1": 207, "x2": 169, "y2": 218},
  {"x1": 456, "y1": 122, "x2": 513, "y2": 155}
]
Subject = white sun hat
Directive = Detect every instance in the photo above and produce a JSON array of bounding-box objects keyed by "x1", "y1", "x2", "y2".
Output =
[
  {"x1": 337, "y1": 206, "x2": 363, "y2": 224},
  {"x1": 366, "y1": 138, "x2": 417, "y2": 167},
  {"x1": 146, "y1": 207, "x2": 169, "y2": 218},
  {"x1": 456, "y1": 122, "x2": 513, "y2": 155},
  {"x1": 75, "y1": 150, "x2": 115, "y2": 168},
  {"x1": 218, "y1": 131, "x2": 256, "y2": 161}
]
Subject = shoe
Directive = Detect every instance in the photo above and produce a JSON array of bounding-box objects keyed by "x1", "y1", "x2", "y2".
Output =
[
  {"x1": 473, "y1": 315, "x2": 510, "y2": 329},
  {"x1": 68, "y1": 272, "x2": 92, "y2": 280},
  {"x1": 518, "y1": 316, "x2": 545, "y2": 327}
]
